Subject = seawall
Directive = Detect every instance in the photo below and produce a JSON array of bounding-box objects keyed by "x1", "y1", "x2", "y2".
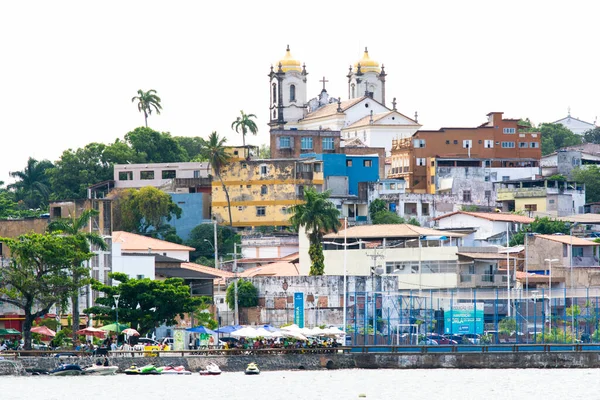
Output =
[{"x1": 5, "y1": 351, "x2": 600, "y2": 375}]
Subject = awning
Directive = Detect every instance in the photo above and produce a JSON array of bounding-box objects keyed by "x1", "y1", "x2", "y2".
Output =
[{"x1": 0, "y1": 328, "x2": 21, "y2": 335}]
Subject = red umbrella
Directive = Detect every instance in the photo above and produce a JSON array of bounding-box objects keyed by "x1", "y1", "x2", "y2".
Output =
[
  {"x1": 76, "y1": 327, "x2": 107, "y2": 338},
  {"x1": 31, "y1": 326, "x2": 56, "y2": 337},
  {"x1": 121, "y1": 328, "x2": 140, "y2": 336}
]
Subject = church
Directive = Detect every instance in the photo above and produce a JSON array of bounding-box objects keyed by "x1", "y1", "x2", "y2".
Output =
[{"x1": 268, "y1": 46, "x2": 421, "y2": 157}]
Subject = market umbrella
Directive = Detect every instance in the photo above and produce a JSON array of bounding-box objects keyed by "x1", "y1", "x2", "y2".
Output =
[
  {"x1": 98, "y1": 323, "x2": 129, "y2": 332},
  {"x1": 186, "y1": 326, "x2": 216, "y2": 335},
  {"x1": 281, "y1": 324, "x2": 302, "y2": 332},
  {"x1": 75, "y1": 327, "x2": 107, "y2": 338},
  {"x1": 0, "y1": 328, "x2": 21, "y2": 336},
  {"x1": 253, "y1": 327, "x2": 274, "y2": 338},
  {"x1": 262, "y1": 324, "x2": 279, "y2": 332},
  {"x1": 215, "y1": 325, "x2": 242, "y2": 334},
  {"x1": 121, "y1": 328, "x2": 140, "y2": 336},
  {"x1": 282, "y1": 331, "x2": 308, "y2": 341},
  {"x1": 323, "y1": 327, "x2": 346, "y2": 337},
  {"x1": 230, "y1": 327, "x2": 263, "y2": 338},
  {"x1": 30, "y1": 326, "x2": 56, "y2": 337}
]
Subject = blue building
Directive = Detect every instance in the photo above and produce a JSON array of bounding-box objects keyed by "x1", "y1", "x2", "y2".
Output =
[
  {"x1": 301, "y1": 153, "x2": 379, "y2": 195},
  {"x1": 169, "y1": 192, "x2": 212, "y2": 241}
]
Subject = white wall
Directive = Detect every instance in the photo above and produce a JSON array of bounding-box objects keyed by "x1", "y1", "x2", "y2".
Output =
[
  {"x1": 111, "y1": 243, "x2": 155, "y2": 281},
  {"x1": 436, "y1": 215, "x2": 494, "y2": 240},
  {"x1": 396, "y1": 273, "x2": 458, "y2": 290},
  {"x1": 124, "y1": 249, "x2": 190, "y2": 262},
  {"x1": 114, "y1": 162, "x2": 209, "y2": 189}
]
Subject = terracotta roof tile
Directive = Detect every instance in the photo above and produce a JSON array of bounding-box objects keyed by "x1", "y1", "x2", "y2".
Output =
[
  {"x1": 302, "y1": 97, "x2": 366, "y2": 121},
  {"x1": 324, "y1": 224, "x2": 465, "y2": 239},
  {"x1": 112, "y1": 231, "x2": 195, "y2": 252},
  {"x1": 535, "y1": 234, "x2": 599, "y2": 246},
  {"x1": 433, "y1": 211, "x2": 534, "y2": 224}
]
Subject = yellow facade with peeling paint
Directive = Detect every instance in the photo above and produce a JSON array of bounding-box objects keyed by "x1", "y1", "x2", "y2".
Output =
[{"x1": 212, "y1": 158, "x2": 324, "y2": 227}]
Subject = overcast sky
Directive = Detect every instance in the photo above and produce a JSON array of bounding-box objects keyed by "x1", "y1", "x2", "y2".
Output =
[{"x1": 1, "y1": 0, "x2": 598, "y2": 181}]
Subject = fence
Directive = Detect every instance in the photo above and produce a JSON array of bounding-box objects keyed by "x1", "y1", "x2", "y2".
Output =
[{"x1": 346, "y1": 287, "x2": 600, "y2": 346}]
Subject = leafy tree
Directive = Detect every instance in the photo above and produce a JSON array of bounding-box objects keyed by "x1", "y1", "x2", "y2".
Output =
[
  {"x1": 8, "y1": 157, "x2": 54, "y2": 208},
  {"x1": 47, "y1": 209, "x2": 108, "y2": 340},
  {"x1": 174, "y1": 136, "x2": 206, "y2": 161},
  {"x1": 191, "y1": 296, "x2": 218, "y2": 329},
  {"x1": 131, "y1": 89, "x2": 162, "y2": 127},
  {"x1": 573, "y1": 166, "x2": 600, "y2": 203},
  {"x1": 125, "y1": 127, "x2": 188, "y2": 163},
  {"x1": 372, "y1": 210, "x2": 404, "y2": 225},
  {"x1": 85, "y1": 272, "x2": 204, "y2": 336},
  {"x1": 225, "y1": 279, "x2": 258, "y2": 310},
  {"x1": 199, "y1": 132, "x2": 233, "y2": 226},
  {"x1": 369, "y1": 198, "x2": 387, "y2": 220},
  {"x1": 407, "y1": 217, "x2": 421, "y2": 226},
  {"x1": 537, "y1": 123, "x2": 582, "y2": 156},
  {"x1": 0, "y1": 233, "x2": 93, "y2": 349},
  {"x1": 231, "y1": 110, "x2": 258, "y2": 147},
  {"x1": 116, "y1": 187, "x2": 182, "y2": 239},
  {"x1": 289, "y1": 187, "x2": 341, "y2": 275},
  {"x1": 583, "y1": 127, "x2": 600, "y2": 144},
  {"x1": 186, "y1": 223, "x2": 240, "y2": 263},
  {"x1": 258, "y1": 144, "x2": 270, "y2": 159},
  {"x1": 510, "y1": 216, "x2": 570, "y2": 246},
  {"x1": 498, "y1": 317, "x2": 516, "y2": 335}
]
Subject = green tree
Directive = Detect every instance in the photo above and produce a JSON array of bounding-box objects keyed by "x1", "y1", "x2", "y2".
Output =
[
  {"x1": 372, "y1": 210, "x2": 405, "y2": 225},
  {"x1": 369, "y1": 198, "x2": 387, "y2": 220},
  {"x1": 537, "y1": 123, "x2": 582, "y2": 155},
  {"x1": 231, "y1": 110, "x2": 258, "y2": 147},
  {"x1": 199, "y1": 132, "x2": 233, "y2": 226},
  {"x1": 191, "y1": 296, "x2": 218, "y2": 329},
  {"x1": 125, "y1": 127, "x2": 188, "y2": 163},
  {"x1": 0, "y1": 233, "x2": 93, "y2": 349},
  {"x1": 499, "y1": 317, "x2": 516, "y2": 335},
  {"x1": 225, "y1": 279, "x2": 258, "y2": 310},
  {"x1": 289, "y1": 187, "x2": 341, "y2": 275},
  {"x1": 573, "y1": 166, "x2": 600, "y2": 203},
  {"x1": 510, "y1": 216, "x2": 570, "y2": 246},
  {"x1": 583, "y1": 127, "x2": 600, "y2": 144},
  {"x1": 85, "y1": 272, "x2": 203, "y2": 336},
  {"x1": 116, "y1": 187, "x2": 182, "y2": 239},
  {"x1": 174, "y1": 136, "x2": 206, "y2": 161},
  {"x1": 47, "y1": 209, "x2": 108, "y2": 340},
  {"x1": 131, "y1": 89, "x2": 162, "y2": 127},
  {"x1": 258, "y1": 144, "x2": 270, "y2": 159},
  {"x1": 8, "y1": 157, "x2": 54, "y2": 209},
  {"x1": 407, "y1": 217, "x2": 421, "y2": 226},
  {"x1": 186, "y1": 223, "x2": 240, "y2": 264}
]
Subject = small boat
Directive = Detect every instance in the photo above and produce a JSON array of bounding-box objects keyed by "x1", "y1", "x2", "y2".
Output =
[
  {"x1": 160, "y1": 365, "x2": 192, "y2": 375},
  {"x1": 83, "y1": 365, "x2": 118, "y2": 375},
  {"x1": 140, "y1": 364, "x2": 160, "y2": 375},
  {"x1": 199, "y1": 362, "x2": 222, "y2": 376},
  {"x1": 244, "y1": 362, "x2": 260, "y2": 375},
  {"x1": 49, "y1": 364, "x2": 83, "y2": 376},
  {"x1": 124, "y1": 365, "x2": 141, "y2": 375}
]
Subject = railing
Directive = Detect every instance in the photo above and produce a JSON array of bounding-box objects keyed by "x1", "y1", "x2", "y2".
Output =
[{"x1": 349, "y1": 344, "x2": 600, "y2": 354}]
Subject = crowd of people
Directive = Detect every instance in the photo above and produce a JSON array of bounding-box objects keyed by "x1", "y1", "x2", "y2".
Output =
[
  {"x1": 0, "y1": 339, "x2": 22, "y2": 351},
  {"x1": 223, "y1": 337, "x2": 340, "y2": 350}
]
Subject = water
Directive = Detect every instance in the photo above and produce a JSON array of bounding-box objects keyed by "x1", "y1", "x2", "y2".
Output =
[{"x1": 2, "y1": 369, "x2": 599, "y2": 400}]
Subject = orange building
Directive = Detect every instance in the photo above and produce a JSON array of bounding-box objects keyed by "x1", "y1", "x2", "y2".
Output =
[{"x1": 389, "y1": 112, "x2": 541, "y2": 193}]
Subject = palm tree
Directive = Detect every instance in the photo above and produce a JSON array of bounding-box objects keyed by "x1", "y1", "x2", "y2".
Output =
[
  {"x1": 8, "y1": 157, "x2": 53, "y2": 209},
  {"x1": 48, "y1": 209, "x2": 108, "y2": 340},
  {"x1": 231, "y1": 110, "x2": 258, "y2": 147},
  {"x1": 199, "y1": 132, "x2": 233, "y2": 226},
  {"x1": 289, "y1": 187, "x2": 341, "y2": 275},
  {"x1": 131, "y1": 89, "x2": 162, "y2": 127}
]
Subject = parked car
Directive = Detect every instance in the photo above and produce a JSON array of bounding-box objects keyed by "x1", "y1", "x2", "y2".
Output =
[
  {"x1": 462, "y1": 333, "x2": 481, "y2": 344},
  {"x1": 419, "y1": 338, "x2": 439, "y2": 345},
  {"x1": 426, "y1": 334, "x2": 458, "y2": 345}
]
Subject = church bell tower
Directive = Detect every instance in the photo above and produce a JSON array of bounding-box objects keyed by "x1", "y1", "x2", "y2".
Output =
[
  {"x1": 347, "y1": 48, "x2": 386, "y2": 105},
  {"x1": 268, "y1": 45, "x2": 308, "y2": 127}
]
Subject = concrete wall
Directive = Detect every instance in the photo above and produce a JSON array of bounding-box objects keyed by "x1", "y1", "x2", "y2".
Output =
[
  {"x1": 0, "y1": 218, "x2": 49, "y2": 256},
  {"x1": 111, "y1": 243, "x2": 155, "y2": 280},
  {"x1": 114, "y1": 162, "x2": 209, "y2": 189},
  {"x1": 169, "y1": 193, "x2": 211, "y2": 241}
]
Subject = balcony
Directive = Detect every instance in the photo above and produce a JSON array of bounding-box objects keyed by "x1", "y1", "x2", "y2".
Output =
[
  {"x1": 458, "y1": 274, "x2": 507, "y2": 288},
  {"x1": 497, "y1": 187, "x2": 546, "y2": 201},
  {"x1": 296, "y1": 171, "x2": 313, "y2": 180}
]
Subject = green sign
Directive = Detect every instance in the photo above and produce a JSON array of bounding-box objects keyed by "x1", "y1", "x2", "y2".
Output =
[
  {"x1": 294, "y1": 292, "x2": 304, "y2": 328},
  {"x1": 444, "y1": 303, "x2": 484, "y2": 335}
]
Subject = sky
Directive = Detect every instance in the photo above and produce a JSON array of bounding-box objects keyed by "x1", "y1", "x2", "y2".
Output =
[{"x1": 1, "y1": 0, "x2": 599, "y2": 182}]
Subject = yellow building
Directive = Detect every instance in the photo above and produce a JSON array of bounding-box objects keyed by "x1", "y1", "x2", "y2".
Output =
[{"x1": 212, "y1": 157, "x2": 324, "y2": 227}]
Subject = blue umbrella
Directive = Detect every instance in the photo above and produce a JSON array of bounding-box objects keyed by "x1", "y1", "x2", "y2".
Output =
[
  {"x1": 186, "y1": 326, "x2": 216, "y2": 335},
  {"x1": 263, "y1": 324, "x2": 279, "y2": 332},
  {"x1": 215, "y1": 325, "x2": 242, "y2": 334}
]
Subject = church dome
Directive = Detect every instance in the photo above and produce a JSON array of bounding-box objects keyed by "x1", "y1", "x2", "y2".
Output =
[
  {"x1": 277, "y1": 45, "x2": 302, "y2": 73},
  {"x1": 353, "y1": 47, "x2": 380, "y2": 73}
]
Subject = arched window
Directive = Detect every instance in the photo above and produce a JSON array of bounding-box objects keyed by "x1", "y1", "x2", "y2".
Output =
[
  {"x1": 272, "y1": 83, "x2": 277, "y2": 104},
  {"x1": 351, "y1": 83, "x2": 355, "y2": 98},
  {"x1": 290, "y1": 84, "x2": 296, "y2": 102}
]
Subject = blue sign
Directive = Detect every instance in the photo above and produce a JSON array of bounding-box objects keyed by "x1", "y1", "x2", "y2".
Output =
[
  {"x1": 294, "y1": 292, "x2": 304, "y2": 328},
  {"x1": 444, "y1": 303, "x2": 484, "y2": 335}
]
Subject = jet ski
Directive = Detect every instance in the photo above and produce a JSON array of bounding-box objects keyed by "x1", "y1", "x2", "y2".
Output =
[
  {"x1": 244, "y1": 362, "x2": 260, "y2": 375},
  {"x1": 199, "y1": 362, "x2": 222, "y2": 376},
  {"x1": 49, "y1": 364, "x2": 83, "y2": 376},
  {"x1": 83, "y1": 365, "x2": 118, "y2": 375},
  {"x1": 161, "y1": 365, "x2": 192, "y2": 375}
]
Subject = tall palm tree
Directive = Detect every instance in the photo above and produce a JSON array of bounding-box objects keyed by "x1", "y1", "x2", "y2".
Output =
[
  {"x1": 289, "y1": 187, "x2": 341, "y2": 275},
  {"x1": 48, "y1": 209, "x2": 108, "y2": 340},
  {"x1": 231, "y1": 110, "x2": 258, "y2": 147},
  {"x1": 199, "y1": 132, "x2": 233, "y2": 226},
  {"x1": 8, "y1": 157, "x2": 53, "y2": 209},
  {"x1": 131, "y1": 89, "x2": 162, "y2": 127}
]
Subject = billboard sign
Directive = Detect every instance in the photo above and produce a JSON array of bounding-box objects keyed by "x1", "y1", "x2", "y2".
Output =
[
  {"x1": 294, "y1": 292, "x2": 304, "y2": 328},
  {"x1": 444, "y1": 303, "x2": 484, "y2": 335}
]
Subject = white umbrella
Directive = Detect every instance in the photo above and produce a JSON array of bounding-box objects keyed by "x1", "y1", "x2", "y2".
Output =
[
  {"x1": 230, "y1": 327, "x2": 260, "y2": 338},
  {"x1": 282, "y1": 331, "x2": 308, "y2": 341},
  {"x1": 253, "y1": 327, "x2": 274, "y2": 338},
  {"x1": 281, "y1": 324, "x2": 302, "y2": 332},
  {"x1": 325, "y1": 327, "x2": 346, "y2": 335}
]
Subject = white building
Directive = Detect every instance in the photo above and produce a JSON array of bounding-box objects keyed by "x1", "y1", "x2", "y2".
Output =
[
  {"x1": 113, "y1": 162, "x2": 210, "y2": 189},
  {"x1": 554, "y1": 113, "x2": 596, "y2": 135}
]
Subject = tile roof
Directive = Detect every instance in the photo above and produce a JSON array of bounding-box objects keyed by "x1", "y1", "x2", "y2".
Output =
[
  {"x1": 180, "y1": 262, "x2": 234, "y2": 278},
  {"x1": 240, "y1": 261, "x2": 300, "y2": 277},
  {"x1": 324, "y1": 224, "x2": 465, "y2": 239},
  {"x1": 535, "y1": 234, "x2": 599, "y2": 246},
  {"x1": 433, "y1": 211, "x2": 534, "y2": 224},
  {"x1": 112, "y1": 231, "x2": 195, "y2": 252},
  {"x1": 344, "y1": 110, "x2": 418, "y2": 129},
  {"x1": 302, "y1": 97, "x2": 366, "y2": 121},
  {"x1": 457, "y1": 252, "x2": 515, "y2": 260}
]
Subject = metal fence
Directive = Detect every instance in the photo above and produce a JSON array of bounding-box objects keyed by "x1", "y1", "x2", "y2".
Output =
[{"x1": 346, "y1": 287, "x2": 600, "y2": 346}]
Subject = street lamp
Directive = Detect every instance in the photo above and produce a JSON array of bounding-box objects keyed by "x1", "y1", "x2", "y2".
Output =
[
  {"x1": 113, "y1": 294, "x2": 120, "y2": 345},
  {"x1": 544, "y1": 259, "x2": 558, "y2": 334}
]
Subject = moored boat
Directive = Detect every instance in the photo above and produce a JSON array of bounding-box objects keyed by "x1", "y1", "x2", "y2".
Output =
[
  {"x1": 199, "y1": 362, "x2": 222, "y2": 376},
  {"x1": 160, "y1": 365, "x2": 192, "y2": 375},
  {"x1": 83, "y1": 365, "x2": 118, "y2": 375},
  {"x1": 244, "y1": 362, "x2": 260, "y2": 375},
  {"x1": 49, "y1": 364, "x2": 83, "y2": 376}
]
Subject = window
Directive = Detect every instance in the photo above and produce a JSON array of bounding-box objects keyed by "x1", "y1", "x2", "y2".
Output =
[
  {"x1": 530, "y1": 142, "x2": 539, "y2": 148},
  {"x1": 162, "y1": 170, "x2": 176, "y2": 179},
  {"x1": 453, "y1": 140, "x2": 458, "y2": 145},
  {"x1": 351, "y1": 83, "x2": 355, "y2": 98},
  {"x1": 484, "y1": 140, "x2": 494, "y2": 148},
  {"x1": 445, "y1": 140, "x2": 450, "y2": 145},
  {"x1": 484, "y1": 176, "x2": 490, "y2": 182},
  {"x1": 193, "y1": 170, "x2": 201, "y2": 178},
  {"x1": 346, "y1": 160, "x2": 353, "y2": 167},
  {"x1": 261, "y1": 185, "x2": 268, "y2": 195},
  {"x1": 478, "y1": 140, "x2": 482, "y2": 144},
  {"x1": 413, "y1": 139, "x2": 426, "y2": 148},
  {"x1": 524, "y1": 204, "x2": 537, "y2": 211},
  {"x1": 256, "y1": 206, "x2": 266, "y2": 216},
  {"x1": 573, "y1": 247, "x2": 584, "y2": 257},
  {"x1": 301, "y1": 137, "x2": 313, "y2": 150},
  {"x1": 463, "y1": 190, "x2": 472, "y2": 202},
  {"x1": 501, "y1": 141, "x2": 515, "y2": 148},
  {"x1": 363, "y1": 160, "x2": 372, "y2": 167},
  {"x1": 272, "y1": 83, "x2": 277, "y2": 103},
  {"x1": 549, "y1": 199, "x2": 555, "y2": 204},
  {"x1": 484, "y1": 190, "x2": 491, "y2": 199},
  {"x1": 430, "y1": 176, "x2": 435, "y2": 184},
  {"x1": 463, "y1": 140, "x2": 472, "y2": 149},
  {"x1": 416, "y1": 158, "x2": 426, "y2": 166},
  {"x1": 260, "y1": 165, "x2": 268, "y2": 176},
  {"x1": 279, "y1": 136, "x2": 291, "y2": 148},
  {"x1": 503, "y1": 128, "x2": 516, "y2": 134},
  {"x1": 519, "y1": 142, "x2": 528, "y2": 148},
  {"x1": 314, "y1": 163, "x2": 321, "y2": 172},
  {"x1": 502, "y1": 176, "x2": 510, "y2": 181},
  {"x1": 118, "y1": 171, "x2": 133, "y2": 181},
  {"x1": 136, "y1": 274, "x2": 144, "y2": 280},
  {"x1": 140, "y1": 171, "x2": 154, "y2": 180},
  {"x1": 322, "y1": 137, "x2": 334, "y2": 150},
  {"x1": 289, "y1": 84, "x2": 296, "y2": 102}
]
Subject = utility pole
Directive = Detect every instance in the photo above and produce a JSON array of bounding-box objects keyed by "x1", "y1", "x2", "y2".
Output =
[
  {"x1": 213, "y1": 219, "x2": 219, "y2": 269},
  {"x1": 232, "y1": 243, "x2": 240, "y2": 325},
  {"x1": 367, "y1": 250, "x2": 385, "y2": 345}
]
